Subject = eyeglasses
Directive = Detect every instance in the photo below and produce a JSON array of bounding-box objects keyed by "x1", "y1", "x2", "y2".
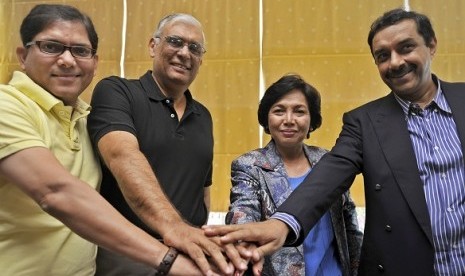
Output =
[
  {"x1": 25, "y1": 40, "x2": 96, "y2": 59},
  {"x1": 156, "y1": 35, "x2": 206, "y2": 56}
]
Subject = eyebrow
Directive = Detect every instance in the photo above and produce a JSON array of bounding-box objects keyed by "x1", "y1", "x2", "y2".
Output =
[{"x1": 373, "y1": 37, "x2": 416, "y2": 55}]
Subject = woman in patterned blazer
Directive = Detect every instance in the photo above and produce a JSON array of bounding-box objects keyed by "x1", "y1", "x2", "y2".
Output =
[{"x1": 226, "y1": 74, "x2": 363, "y2": 275}]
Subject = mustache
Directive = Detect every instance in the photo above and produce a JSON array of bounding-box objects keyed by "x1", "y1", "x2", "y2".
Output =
[{"x1": 386, "y1": 64, "x2": 415, "y2": 78}]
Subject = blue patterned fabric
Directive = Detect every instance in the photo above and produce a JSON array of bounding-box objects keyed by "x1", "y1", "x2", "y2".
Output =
[{"x1": 226, "y1": 140, "x2": 363, "y2": 275}]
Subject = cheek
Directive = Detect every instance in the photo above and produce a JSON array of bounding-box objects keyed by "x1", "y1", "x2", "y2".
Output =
[
  {"x1": 300, "y1": 120, "x2": 311, "y2": 133},
  {"x1": 377, "y1": 64, "x2": 389, "y2": 76},
  {"x1": 190, "y1": 62, "x2": 201, "y2": 75}
]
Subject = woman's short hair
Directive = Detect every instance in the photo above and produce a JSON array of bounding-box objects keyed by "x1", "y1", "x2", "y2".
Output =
[{"x1": 258, "y1": 74, "x2": 322, "y2": 135}]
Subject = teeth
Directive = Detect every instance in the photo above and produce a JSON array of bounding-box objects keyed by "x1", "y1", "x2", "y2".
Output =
[{"x1": 176, "y1": 64, "x2": 188, "y2": 70}]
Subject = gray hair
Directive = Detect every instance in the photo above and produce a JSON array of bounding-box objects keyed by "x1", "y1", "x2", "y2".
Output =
[{"x1": 153, "y1": 13, "x2": 205, "y2": 43}]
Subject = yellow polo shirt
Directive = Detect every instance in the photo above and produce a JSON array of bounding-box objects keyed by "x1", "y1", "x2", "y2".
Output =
[{"x1": 0, "y1": 71, "x2": 102, "y2": 275}]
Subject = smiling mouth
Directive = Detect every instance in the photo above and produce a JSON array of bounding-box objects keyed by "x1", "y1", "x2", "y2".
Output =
[
  {"x1": 388, "y1": 66, "x2": 414, "y2": 79},
  {"x1": 281, "y1": 130, "x2": 297, "y2": 135},
  {"x1": 52, "y1": 73, "x2": 80, "y2": 78},
  {"x1": 173, "y1": 63, "x2": 191, "y2": 71}
]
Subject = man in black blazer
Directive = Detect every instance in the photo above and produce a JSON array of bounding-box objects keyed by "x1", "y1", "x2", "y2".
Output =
[{"x1": 205, "y1": 8, "x2": 465, "y2": 275}]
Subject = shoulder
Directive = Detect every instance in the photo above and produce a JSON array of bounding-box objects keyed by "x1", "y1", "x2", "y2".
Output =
[
  {"x1": 304, "y1": 144, "x2": 328, "y2": 162},
  {"x1": 440, "y1": 78, "x2": 465, "y2": 92},
  {"x1": 232, "y1": 148, "x2": 269, "y2": 168},
  {"x1": 91, "y1": 75, "x2": 148, "y2": 107},
  {"x1": 304, "y1": 144, "x2": 328, "y2": 155},
  {"x1": 94, "y1": 75, "x2": 141, "y2": 92},
  {"x1": 350, "y1": 94, "x2": 394, "y2": 113},
  {"x1": 191, "y1": 98, "x2": 212, "y2": 116},
  {"x1": 0, "y1": 84, "x2": 39, "y2": 115}
]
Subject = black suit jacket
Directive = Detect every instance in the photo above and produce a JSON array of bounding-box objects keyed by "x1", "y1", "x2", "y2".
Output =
[{"x1": 278, "y1": 76, "x2": 465, "y2": 275}]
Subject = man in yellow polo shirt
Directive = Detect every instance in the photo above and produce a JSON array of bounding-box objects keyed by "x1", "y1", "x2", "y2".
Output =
[{"x1": 0, "y1": 4, "x2": 213, "y2": 276}]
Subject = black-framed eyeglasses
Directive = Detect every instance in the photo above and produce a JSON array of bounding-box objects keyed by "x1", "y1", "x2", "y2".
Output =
[
  {"x1": 156, "y1": 35, "x2": 206, "y2": 56},
  {"x1": 25, "y1": 40, "x2": 96, "y2": 59}
]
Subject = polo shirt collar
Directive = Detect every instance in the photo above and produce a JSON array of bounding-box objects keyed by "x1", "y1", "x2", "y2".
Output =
[
  {"x1": 140, "y1": 70, "x2": 200, "y2": 114},
  {"x1": 9, "y1": 71, "x2": 91, "y2": 113}
]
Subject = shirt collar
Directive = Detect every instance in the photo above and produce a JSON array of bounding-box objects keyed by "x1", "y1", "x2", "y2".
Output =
[
  {"x1": 9, "y1": 71, "x2": 90, "y2": 113},
  {"x1": 394, "y1": 77, "x2": 451, "y2": 116},
  {"x1": 140, "y1": 70, "x2": 199, "y2": 114}
]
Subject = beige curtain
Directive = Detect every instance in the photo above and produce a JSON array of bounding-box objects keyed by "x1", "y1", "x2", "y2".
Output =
[{"x1": 1, "y1": 0, "x2": 464, "y2": 211}]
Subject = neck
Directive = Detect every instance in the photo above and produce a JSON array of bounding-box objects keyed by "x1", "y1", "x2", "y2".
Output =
[
  {"x1": 152, "y1": 73, "x2": 187, "y2": 101},
  {"x1": 401, "y1": 76, "x2": 438, "y2": 109},
  {"x1": 276, "y1": 143, "x2": 311, "y2": 177}
]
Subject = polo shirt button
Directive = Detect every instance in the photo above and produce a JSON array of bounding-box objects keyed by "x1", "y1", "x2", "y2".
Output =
[
  {"x1": 377, "y1": 264, "x2": 384, "y2": 272},
  {"x1": 375, "y1": 184, "x2": 382, "y2": 191},
  {"x1": 170, "y1": 114, "x2": 175, "y2": 118},
  {"x1": 385, "y1": 225, "x2": 392, "y2": 232},
  {"x1": 165, "y1": 99, "x2": 170, "y2": 104}
]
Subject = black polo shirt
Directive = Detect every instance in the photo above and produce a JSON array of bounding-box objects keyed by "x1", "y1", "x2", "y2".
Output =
[{"x1": 88, "y1": 70, "x2": 213, "y2": 238}]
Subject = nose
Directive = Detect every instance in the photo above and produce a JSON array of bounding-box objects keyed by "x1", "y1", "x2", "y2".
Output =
[
  {"x1": 389, "y1": 51, "x2": 405, "y2": 69},
  {"x1": 57, "y1": 49, "x2": 76, "y2": 67},
  {"x1": 283, "y1": 111, "x2": 294, "y2": 124},
  {"x1": 176, "y1": 44, "x2": 191, "y2": 56}
]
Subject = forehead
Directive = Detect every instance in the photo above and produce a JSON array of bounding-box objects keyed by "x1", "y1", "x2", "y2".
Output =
[
  {"x1": 163, "y1": 20, "x2": 204, "y2": 42},
  {"x1": 274, "y1": 89, "x2": 308, "y2": 106},
  {"x1": 35, "y1": 20, "x2": 90, "y2": 44},
  {"x1": 372, "y1": 19, "x2": 422, "y2": 50}
]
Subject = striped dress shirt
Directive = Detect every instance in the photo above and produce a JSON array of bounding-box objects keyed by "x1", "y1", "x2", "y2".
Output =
[{"x1": 395, "y1": 84, "x2": 465, "y2": 276}]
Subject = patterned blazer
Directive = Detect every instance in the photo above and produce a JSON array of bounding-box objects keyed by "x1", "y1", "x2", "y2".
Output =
[{"x1": 226, "y1": 140, "x2": 363, "y2": 276}]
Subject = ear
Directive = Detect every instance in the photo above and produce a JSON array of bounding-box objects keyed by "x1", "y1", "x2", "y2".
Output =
[
  {"x1": 148, "y1": 37, "x2": 158, "y2": 58},
  {"x1": 92, "y1": 54, "x2": 99, "y2": 77},
  {"x1": 429, "y1": 37, "x2": 437, "y2": 57},
  {"x1": 16, "y1": 46, "x2": 28, "y2": 70}
]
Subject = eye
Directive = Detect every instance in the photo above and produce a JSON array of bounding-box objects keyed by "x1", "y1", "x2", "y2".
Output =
[
  {"x1": 375, "y1": 52, "x2": 389, "y2": 64},
  {"x1": 271, "y1": 107, "x2": 285, "y2": 115},
  {"x1": 72, "y1": 46, "x2": 92, "y2": 57},
  {"x1": 188, "y1": 43, "x2": 202, "y2": 55},
  {"x1": 166, "y1": 36, "x2": 184, "y2": 48},
  {"x1": 400, "y1": 43, "x2": 415, "y2": 53},
  {"x1": 41, "y1": 41, "x2": 63, "y2": 53}
]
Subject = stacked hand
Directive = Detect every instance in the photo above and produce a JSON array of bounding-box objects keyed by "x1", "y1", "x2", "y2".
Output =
[
  {"x1": 202, "y1": 219, "x2": 289, "y2": 276},
  {"x1": 162, "y1": 221, "x2": 250, "y2": 275}
]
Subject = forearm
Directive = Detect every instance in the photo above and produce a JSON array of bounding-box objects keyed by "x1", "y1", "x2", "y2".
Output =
[
  {"x1": 99, "y1": 132, "x2": 185, "y2": 236},
  {"x1": 0, "y1": 147, "x2": 181, "y2": 270},
  {"x1": 43, "y1": 180, "x2": 201, "y2": 274},
  {"x1": 42, "y1": 178, "x2": 166, "y2": 266}
]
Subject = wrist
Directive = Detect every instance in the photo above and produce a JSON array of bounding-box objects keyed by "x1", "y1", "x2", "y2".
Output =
[{"x1": 154, "y1": 247, "x2": 178, "y2": 276}]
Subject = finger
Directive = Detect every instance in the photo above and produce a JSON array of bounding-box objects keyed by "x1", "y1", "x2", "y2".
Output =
[
  {"x1": 236, "y1": 242, "x2": 253, "y2": 259},
  {"x1": 198, "y1": 239, "x2": 234, "y2": 275},
  {"x1": 203, "y1": 224, "x2": 241, "y2": 237},
  {"x1": 252, "y1": 257, "x2": 264, "y2": 276},
  {"x1": 252, "y1": 242, "x2": 280, "y2": 263},
  {"x1": 184, "y1": 244, "x2": 215, "y2": 276},
  {"x1": 219, "y1": 229, "x2": 258, "y2": 244},
  {"x1": 222, "y1": 243, "x2": 248, "y2": 272}
]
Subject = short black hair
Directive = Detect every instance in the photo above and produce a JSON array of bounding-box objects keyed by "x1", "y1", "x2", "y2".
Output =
[
  {"x1": 258, "y1": 74, "x2": 322, "y2": 135},
  {"x1": 20, "y1": 4, "x2": 98, "y2": 50},
  {"x1": 367, "y1": 8, "x2": 435, "y2": 55}
]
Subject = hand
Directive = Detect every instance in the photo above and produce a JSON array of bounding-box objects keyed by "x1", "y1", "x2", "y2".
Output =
[
  {"x1": 169, "y1": 253, "x2": 203, "y2": 276},
  {"x1": 234, "y1": 242, "x2": 264, "y2": 276},
  {"x1": 203, "y1": 219, "x2": 288, "y2": 271},
  {"x1": 209, "y1": 237, "x2": 252, "y2": 275},
  {"x1": 162, "y1": 222, "x2": 247, "y2": 275}
]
